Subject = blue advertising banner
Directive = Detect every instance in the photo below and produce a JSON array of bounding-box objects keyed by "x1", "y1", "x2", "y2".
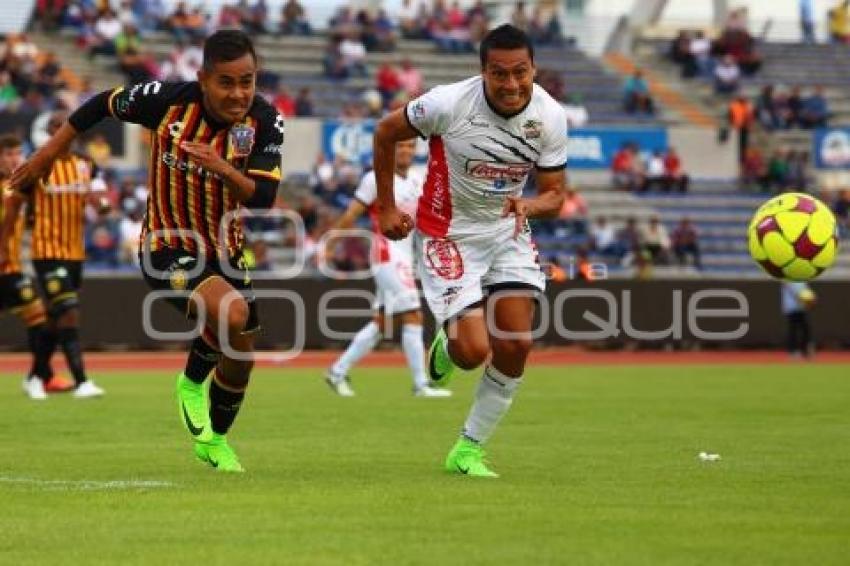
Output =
[
  {"x1": 567, "y1": 127, "x2": 668, "y2": 169},
  {"x1": 322, "y1": 120, "x2": 376, "y2": 165},
  {"x1": 813, "y1": 128, "x2": 850, "y2": 169},
  {"x1": 321, "y1": 121, "x2": 667, "y2": 170}
]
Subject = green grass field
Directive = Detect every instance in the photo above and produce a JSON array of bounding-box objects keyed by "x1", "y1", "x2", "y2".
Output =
[{"x1": 1, "y1": 364, "x2": 849, "y2": 565}]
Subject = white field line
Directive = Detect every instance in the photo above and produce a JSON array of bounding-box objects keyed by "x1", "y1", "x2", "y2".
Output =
[{"x1": 0, "y1": 476, "x2": 175, "y2": 491}]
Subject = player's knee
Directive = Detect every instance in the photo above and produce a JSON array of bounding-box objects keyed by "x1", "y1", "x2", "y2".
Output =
[
  {"x1": 49, "y1": 296, "x2": 79, "y2": 322},
  {"x1": 224, "y1": 299, "x2": 250, "y2": 337},
  {"x1": 451, "y1": 337, "x2": 490, "y2": 370}
]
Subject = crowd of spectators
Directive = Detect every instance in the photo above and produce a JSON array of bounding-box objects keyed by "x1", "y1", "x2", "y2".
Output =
[
  {"x1": 0, "y1": 33, "x2": 83, "y2": 116},
  {"x1": 754, "y1": 84, "x2": 830, "y2": 130},
  {"x1": 587, "y1": 215, "x2": 702, "y2": 271},
  {"x1": 668, "y1": 8, "x2": 762, "y2": 91},
  {"x1": 741, "y1": 147, "x2": 811, "y2": 193},
  {"x1": 611, "y1": 143, "x2": 690, "y2": 193}
]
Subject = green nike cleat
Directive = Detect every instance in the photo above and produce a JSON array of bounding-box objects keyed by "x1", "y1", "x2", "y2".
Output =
[
  {"x1": 176, "y1": 373, "x2": 213, "y2": 443},
  {"x1": 194, "y1": 434, "x2": 245, "y2": 473},
  {"x1": 428, "y1": 328, "x2": 456, "y2": 387},
  {"x1": 445, "y1": 437, "x2": 499, "y2": 478}
]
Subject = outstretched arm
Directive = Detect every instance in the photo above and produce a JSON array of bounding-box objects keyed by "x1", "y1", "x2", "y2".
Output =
[{"x1": 373, "y1": 109, "x2": 418, "y2": 240}]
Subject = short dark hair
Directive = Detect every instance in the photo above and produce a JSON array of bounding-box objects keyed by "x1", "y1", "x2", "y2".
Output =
[
  {"x1": 0, "y1": 133, "x2": 22, "y2": 150},
  {"x1": 203, "y1": 29, "x2": 258, "y2": 71},
  {"x1": 479, "y1": 24, "x2": 534, "y2": 67}
]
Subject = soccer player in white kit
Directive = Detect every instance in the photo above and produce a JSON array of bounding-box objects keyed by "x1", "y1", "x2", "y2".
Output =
[
  {"x1": 324, "y1": 139, "x2": 451, "y2": 398},
  {"x1": 373, "y1": 25, "x2": 569, "y2": 477}
]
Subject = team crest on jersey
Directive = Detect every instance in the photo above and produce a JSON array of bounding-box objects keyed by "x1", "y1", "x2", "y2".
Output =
[
  {"x1": 230, "y1": 124, "x2": 255, "y2": 157},
  {"x1": 522, "y1": 119, "x2": 542, "y2": 140},
  {"x1": 424, "y1": 239, "x2": 464, "y2": 281},
  {"x1": 169, "y1": 268, "x2": 188, "y2": 291},
  {"x1": 168, "y1": 122, "x2": 184, "y2": 138}
]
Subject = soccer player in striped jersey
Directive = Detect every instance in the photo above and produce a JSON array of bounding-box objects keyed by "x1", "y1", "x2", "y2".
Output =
[
  {"x1": 0, "y1": 134, "x2": 60, "y2": 400},
  {"x1": 8, "y1": 30, "x2": 285, "y2": 472},
  {"x1": 1, "y1": 118, "x2": 107, "y2": 399}
]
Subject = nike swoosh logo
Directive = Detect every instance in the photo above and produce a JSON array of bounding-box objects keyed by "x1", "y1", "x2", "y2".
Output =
[
  {"x1": 456, "y1": 464, "x2": 469, "y2": 474},
  {"x1": 181, "y1": 402, "x2": 205, "y2": 437},
  {"x1": 209, "y1": 458, "x2": 218, "y2": 468},
  {"x1": 429, "y1": 350, "x2": 445, "y2": 382}
]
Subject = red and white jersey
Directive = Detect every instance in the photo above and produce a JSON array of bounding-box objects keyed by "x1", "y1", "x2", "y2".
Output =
[
  {"x1": 405, "y1": 76, "x2": 568, "y2": 238},
  {"x1": 354, "y1": 169, "x2": 423, "y2": 264}
]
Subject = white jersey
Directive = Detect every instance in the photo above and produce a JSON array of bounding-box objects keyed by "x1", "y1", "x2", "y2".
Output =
[
  {"x1": 405, "y1": 76, "x2": 569, "y2": 238},
  {"x1": 354, "y1": 169, "x2": 423, "y2": 264}
]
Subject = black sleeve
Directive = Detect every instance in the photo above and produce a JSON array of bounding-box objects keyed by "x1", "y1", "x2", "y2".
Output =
[
  {"x1": 68, "y1": 90, "x2": 112, "y2": 133},
  {"x1": 70, "y1": 81, "x2": 188, "y2": 131},
  {"x1": 243, "y1": 106, "x2": 285, "y2": 210}
]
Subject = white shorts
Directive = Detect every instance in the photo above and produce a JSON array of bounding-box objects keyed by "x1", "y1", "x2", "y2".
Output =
[
  {"x1": 373, "y1": 260, "x2": 421, "y2": 315},
  {"x1": 416, "y1": 229, "x2": 546, "y2": 326}
]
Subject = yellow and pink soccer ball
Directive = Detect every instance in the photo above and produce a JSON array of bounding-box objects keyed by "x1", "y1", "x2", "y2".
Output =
[{"x1": 747, "y1": 192, "x2": 839, "y2": 281}]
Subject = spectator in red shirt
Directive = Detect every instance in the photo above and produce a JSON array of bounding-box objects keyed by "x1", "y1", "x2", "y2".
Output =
[
  {"x1": 612, "y1": 142, "x2": 644, "y2": 191},
  {"x1": 376, "y1": 61, "x2": 402, "y2": 108},
  {"x1": 663, "y1": 147, "x2": 689, "y2": 192},
  {"x1": 272, "y1": 86, "x2": 296, "y2": 117}
]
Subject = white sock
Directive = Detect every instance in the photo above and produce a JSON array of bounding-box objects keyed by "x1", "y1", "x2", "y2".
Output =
[
  {"x1": 331, "y1": 321, "x2": 381, "y2": 379},
  {"x1": 462, "y1": 365, "x2": 522, "y2": 444},
  {"x1": 401, "y1": 324, "x2": 428, "y2": 389}
]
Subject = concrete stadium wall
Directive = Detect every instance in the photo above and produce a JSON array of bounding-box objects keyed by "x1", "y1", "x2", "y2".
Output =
[{"x1": 1, "y1": 279, "x2": 847, "y2": 352}]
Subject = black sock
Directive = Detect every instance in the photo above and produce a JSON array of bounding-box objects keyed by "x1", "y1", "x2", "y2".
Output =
[
  {"x1": 57, "y1": 326, "x2": 87, "y2": 385},
  {"x1": 184, "y1": 337, "x2": 220, "y2": 384},
  {"x1": 26, "y1": 324, "x2": 52, "y2": 382},
  {"x1": 209, "y1": 373, "x2": 245, "y2": 435}
]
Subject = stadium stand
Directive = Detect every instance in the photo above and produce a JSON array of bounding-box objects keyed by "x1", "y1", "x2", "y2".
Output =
[{"x1": 4, "y1": 1, "x2": 850, "y2": 280}]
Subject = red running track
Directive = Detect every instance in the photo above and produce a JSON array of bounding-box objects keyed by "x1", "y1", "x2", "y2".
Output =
[{"x1": 1, "y1": 349, "x2": 849, "y2": 373}]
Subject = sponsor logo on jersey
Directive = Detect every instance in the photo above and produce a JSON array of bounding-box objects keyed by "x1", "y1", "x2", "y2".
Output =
[
  {"x1": 273, "y1": 114, "x2": 286, "y2": 135},
  {"x1": 440, "y1": 285, "x2": 463, "y2": 305},
  {"x1": 467, "y1": 115, "x2": 490, "y2": 128},
  {"x1": 263, "y1": 143, "x2": 283, "y2": 155},
  {"x1": 522, "y1": 119, "x2": 542, "y2": 140},
  {"x1": 230, "y1": 124, "x2": 255, "y2": 157},
  {"x1": 161, "y1": 152, "x2": 221, "y2": 179},
  {"x1": 465, "y1": 160, "x2": 532, "y2": 183}
]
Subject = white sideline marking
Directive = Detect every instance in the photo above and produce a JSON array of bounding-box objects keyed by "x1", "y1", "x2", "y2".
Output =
[{"x1": 0, "y1": 476, "x2": 174, "y2": 491}]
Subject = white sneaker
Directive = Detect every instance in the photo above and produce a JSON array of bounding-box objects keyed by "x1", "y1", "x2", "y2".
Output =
[
  {"x1": 73, "y1": 380, "x2": 105, "y2": 399},
  {"x1": 22, "y1": 376, "x2": 48, "y2": 400},
  {"x1": 414, "y1": 385, "x2": 452, "y2": 398},
  {"x1": 324, "y1": 371, "x2": 355, "y2": 397}
]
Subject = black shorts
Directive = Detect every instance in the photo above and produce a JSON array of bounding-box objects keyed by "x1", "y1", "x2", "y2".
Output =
[
  {"x1": 140, "y1": 247, "x2": 260, "y2": 333},
  {"x1": 0, "y1": 272, "x2": 39, "y2": 312},
  {"x1": 32, "y1": 259, "x2": 84, "y2": 317}
]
